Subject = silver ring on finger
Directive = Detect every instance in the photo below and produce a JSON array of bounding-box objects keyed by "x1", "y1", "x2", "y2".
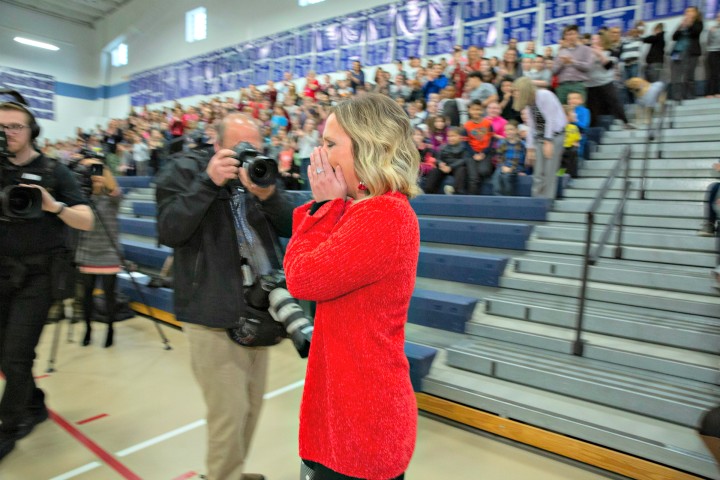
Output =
[{"x1": 316, "y1": 168, "x2": 324, "y2": 174}]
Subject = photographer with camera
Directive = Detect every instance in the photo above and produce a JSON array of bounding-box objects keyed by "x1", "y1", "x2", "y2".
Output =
[
  {"x1": 73, "y1": 159, "x2": 122, "y2": 348},
  {"x1": 0, "y1": 97, "x2": 93, "y2": 461},
  {"x1": 156, "y1": 113, "x2": 293, "y2": 480},
  {"x1": 284, "y1": 94, "x2": 420, "y2": 480}
]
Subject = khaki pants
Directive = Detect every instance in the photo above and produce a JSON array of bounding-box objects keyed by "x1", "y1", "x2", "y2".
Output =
[{"x1": 184, "y1": 323, "x2": 269, "y2": 480}]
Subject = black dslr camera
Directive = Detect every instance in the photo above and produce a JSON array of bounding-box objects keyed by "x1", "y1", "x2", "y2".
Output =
[
  {"x1": 0, "y1": 131, "x2": 44, "y2": 221},
  {"x1": 228, "y1": 268, "x2": 314, "y2": 358},
  {"x1": 232, "y1": 142, "x2": 278, "y2": 188}
]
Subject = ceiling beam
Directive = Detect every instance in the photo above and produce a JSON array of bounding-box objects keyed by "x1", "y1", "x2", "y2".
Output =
[{"x1": 1, "y1": 0, "x2": 95, "y2": 28}]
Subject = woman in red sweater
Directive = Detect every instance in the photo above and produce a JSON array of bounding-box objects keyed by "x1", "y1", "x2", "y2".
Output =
[{"x1": 284, "y1": 93, "x2": 420, "y2": 480}]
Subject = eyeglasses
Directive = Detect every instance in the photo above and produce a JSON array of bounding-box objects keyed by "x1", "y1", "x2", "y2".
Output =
[{"x1": 0, "y1": 124, "x2": 28, "y2": 133}]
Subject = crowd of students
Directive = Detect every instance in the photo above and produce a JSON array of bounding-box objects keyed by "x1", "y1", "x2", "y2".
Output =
[{"x1": 39, "y1": 9, "x2": 720, "y2": 199}]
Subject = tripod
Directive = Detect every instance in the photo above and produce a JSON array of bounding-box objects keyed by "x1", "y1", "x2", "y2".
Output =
[{"x1": 46, "y1": 194, "x2": 172, "y2": 372}]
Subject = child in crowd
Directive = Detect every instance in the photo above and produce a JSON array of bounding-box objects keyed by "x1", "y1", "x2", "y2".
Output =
[
  {"x1": 492, "y1": 121, "x2": 527, "y2": 196},
  {"x1": 464, "y1": 100, "x2": 495, "y2": 195},
  {"x1": 485, "y1": 102, "x2": 508, "y2": 139},
  {"x1": 428, "y1": 116, "x2": 449, "y2": 150},
  {"x1": 265, "y1": 134, "x2": 283, "y2": 162},
  {"x1": 567, "y1": 92, "x2": 590, "y2": 158},
  {"x1": 413, "y1": 127, "x2": 437, "y2": 177},
  {"x1": 270, "y1": 103, "x2": 289, "y2": 135},
  {"x1": 423, "y1": 127, "x2": 471, "y2": 195},
  {"x1": 278, "y1": 137, "x2": 301, "y2": 190},
  {"x1": 561, "y1": 106, "x2": 582, "y2": 179}
]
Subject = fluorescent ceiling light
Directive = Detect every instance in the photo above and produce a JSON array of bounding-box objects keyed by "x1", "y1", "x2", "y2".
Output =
[{"x1": 14, "y1": 37, "x2": 59, "y2": 51}]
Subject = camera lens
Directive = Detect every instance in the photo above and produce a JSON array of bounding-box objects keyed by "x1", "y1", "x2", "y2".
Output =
[
  {"x1": 3, "y1": 186, "x2": 43, "y2": 219},
  {"x1": 252, "y1": 161, "x2": 267, "y2": 179},
  {"x1": 8, "y1": 189, "x2": 33, "y2": 214}
]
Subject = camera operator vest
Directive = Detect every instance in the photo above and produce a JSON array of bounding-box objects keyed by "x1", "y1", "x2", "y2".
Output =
[{"x1": 0, "y1": 154, "x2": 86, "y2": 257}]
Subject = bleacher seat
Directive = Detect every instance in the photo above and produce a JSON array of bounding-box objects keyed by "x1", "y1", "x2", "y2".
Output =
[
  {"x1": 409, "y1": 289, "x2": 477, "y2": 333},
  {"x1": 412, "y1": 195, "x2": 552, "y2": 221},
  {"x1": 121, "y1": 239, "x2": 171, "y2": 270},
  {"x1": 119, "y1": 217, "x2": 157, "y2": 238},
  {"x1": 132, "y1": 201, "x2": 157, "y2": 217},
  {"x1": 418, "y1": 246, "x2": 509, "y2": 287},
  {"x1": 116, "y1": 176, "x2": 154, "y2": 189},
  {"x1": 404, "y1": 342, "x2": 438, "y2": 392},
  {"x1": 419, "y1": 218, "x2": 532, "y2": 250}
]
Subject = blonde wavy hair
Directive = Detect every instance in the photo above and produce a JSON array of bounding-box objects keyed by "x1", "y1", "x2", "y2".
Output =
[
  {"x1": 332, "y1": 93, "x2": 420, "y2": 199},
  {"x1": 512, "y1": 76, "x2": 537, "y2": 112}
]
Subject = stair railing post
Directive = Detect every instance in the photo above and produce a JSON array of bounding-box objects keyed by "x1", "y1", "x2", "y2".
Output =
[{"x1": 573, "y1": 211, "x2": 594, "y2": 357}]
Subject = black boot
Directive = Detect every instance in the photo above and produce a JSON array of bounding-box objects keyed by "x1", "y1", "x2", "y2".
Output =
[
  {"x1": 82, "y1": 321, "x2": 92, "y2": 346},
  {"x1": 104, "y1": 324, "x2": 114, "y2": 348}
]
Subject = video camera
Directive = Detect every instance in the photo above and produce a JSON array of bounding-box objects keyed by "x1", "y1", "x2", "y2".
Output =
[
  {"x1": 232, "y1": 142, "x2": 278, "y2": 188},
  {"x1": 0, "y1": 131, "x2": 44, "y2": 221}
]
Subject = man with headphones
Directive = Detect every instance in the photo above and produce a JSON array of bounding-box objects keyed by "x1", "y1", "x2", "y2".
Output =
[{"x1": 0, "y1": 93, "x2": 94, "y2": 461}]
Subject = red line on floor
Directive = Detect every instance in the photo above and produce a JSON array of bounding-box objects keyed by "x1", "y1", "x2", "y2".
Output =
[
  {"x1": 76, "y1": 413, "x2": 109, "y2": 425},
  {"x1": 49, "y1": 409, "x2": 142, "y2": 480},
  {"x1": 171, "y1": 471, "x2": 198, "y2": 480}
]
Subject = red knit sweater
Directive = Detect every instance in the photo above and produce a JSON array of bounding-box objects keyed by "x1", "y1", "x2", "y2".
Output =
[{"x1": 284, "y1": 191, "x2": 420, "y2": 479}]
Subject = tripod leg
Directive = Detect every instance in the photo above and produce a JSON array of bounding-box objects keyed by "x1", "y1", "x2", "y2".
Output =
[{"x1": 46, "y1": 313, "x2": 63, "y2": 373}]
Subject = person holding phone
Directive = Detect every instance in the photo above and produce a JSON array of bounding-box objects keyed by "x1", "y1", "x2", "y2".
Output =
[{"x1": 74, "y1": 159, "x2": 123, "y2": 347}]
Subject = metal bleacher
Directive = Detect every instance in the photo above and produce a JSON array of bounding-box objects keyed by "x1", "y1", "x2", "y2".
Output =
[
  {"x1": 409, "y1": 98, "x2": 720, "y2": 479},
  {"x1": 113, "y1": 98, "x2": 720, "y2": 478}
]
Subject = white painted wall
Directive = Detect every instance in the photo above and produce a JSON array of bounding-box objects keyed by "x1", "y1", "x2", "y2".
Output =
[
  {"x1": 37, "y1": 96, "x2": 105, "y2": 142},
  {"x1": 0, "y1": 2, "x2": 103, "y2": 140},
  {"x1": 0, "y1": 2, "x2": 99, "y2": 85}
]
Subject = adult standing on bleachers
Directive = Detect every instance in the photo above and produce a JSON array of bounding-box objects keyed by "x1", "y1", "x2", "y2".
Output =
[
  {"x1": 705, "y1": 13, "x2": 720, "y2": 98},
  {"x1": 640, "y1": 21, "x2": 666, "y2": 83},
  {"x1": 0, "y1": 96, "x2": 94, "y2": 461},
  {"x1": 512, "y1": 76, "x2": 567, "y2": 199},
  {"x1": 670, "y1": 6, "x2": 704, "y2": 101},
  {"x1": 552, "y1": 25, "x2": 593, "y2": 104},
  {"x1": 155, "y1": 113, "x2": 293, "y2": 480},
  {"x1": 586, "y1": 32, "x2": 633, "y2": 129},
  {"x1": 284, "y1": 93, "x2": 419, "y2": 480}
]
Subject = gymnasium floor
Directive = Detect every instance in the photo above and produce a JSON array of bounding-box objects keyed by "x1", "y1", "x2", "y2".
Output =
[{"x1": 0, "y1": 316, "x2": 610, "y2": 480}]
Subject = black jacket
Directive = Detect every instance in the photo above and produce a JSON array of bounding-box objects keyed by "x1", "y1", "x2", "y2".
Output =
[
  {"x1": 155, "y1": 151, "x2": 293, "y2": 328},
  {"x1": 643, "y1": 32, "x2": 666, "y2": 64},
  {"x1": 438, "y1": 142, "x2": 472, "y2": 171},
  {"x1": 673, "y1": 20, "x2": 704, "y2": 57}
]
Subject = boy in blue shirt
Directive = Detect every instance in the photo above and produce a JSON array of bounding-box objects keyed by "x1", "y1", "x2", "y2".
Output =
[{"x1": 492, "y1": 121, "x2": 527, "y2": 196}]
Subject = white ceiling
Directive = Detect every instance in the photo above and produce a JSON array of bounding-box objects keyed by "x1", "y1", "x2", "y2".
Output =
[{"x1": 1, "y1": 0, "x2": 133, "y2": 28}]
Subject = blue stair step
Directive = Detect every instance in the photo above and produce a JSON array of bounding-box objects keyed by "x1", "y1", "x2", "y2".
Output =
[
  {"x1": 285, "y1": 191, "x2": 314, "y2": 207},
  {"x1": 411, "y1": 195, "x2": 551, "y2": 221},
  {"x1": 418, "y1": 246, "x2": 509, "y2": 287},
  {"x1": 132, "y1": 201, "x2": 157, "y2": 217},
  {"x1": 409, "y1": 289, "x2": 477, "y2": 333},
  {"x1": 419, "y1": 218, "x2": 532, "y2": 250},
  {"x1": 117, "y1": 275, "x2": 175, "y2": 314},
  {"x1": 405, "y1": 342, "x2": 438, "y2": 392},
  {"x1": 121, "y1": 240, "x2": 172, "y2": 270},
  {"x1": 116, "y1": 176, "x2": 154, "y2": 189},
  {"x1": 119, "y1": 217, "x2": 157, "y2": 238}
]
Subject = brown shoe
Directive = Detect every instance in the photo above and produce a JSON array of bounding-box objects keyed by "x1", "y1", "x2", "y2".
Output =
[{"x1": 241, "y1": 475, "x2": 266, "y2": 480}]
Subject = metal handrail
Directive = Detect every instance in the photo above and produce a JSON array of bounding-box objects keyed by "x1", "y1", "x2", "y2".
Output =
[
  {"x1": 573, "y1": 145, "x2": 632, "y2": 357},
  {"x1": 640, "y1": 98, "x2": 674, "y2": 200}
]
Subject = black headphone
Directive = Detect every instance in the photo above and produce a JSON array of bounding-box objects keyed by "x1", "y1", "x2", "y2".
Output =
[{"x1": 0, "y1": 89, "x2": 41, "y2": 140}]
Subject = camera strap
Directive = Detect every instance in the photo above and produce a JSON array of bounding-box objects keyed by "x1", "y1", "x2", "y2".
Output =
[{"x1": 229, "y1": 188, "x2": 273, "y2": 281}]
